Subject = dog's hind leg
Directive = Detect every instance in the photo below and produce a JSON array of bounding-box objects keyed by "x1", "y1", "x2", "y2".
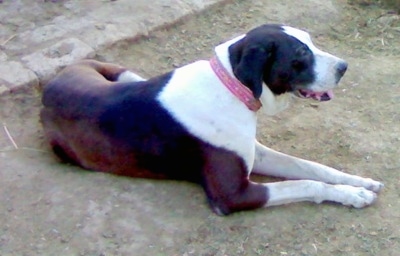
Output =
[
  {"x1": 252, "y1": 140, "x2": 383, "y2": 193},
  {"x1": 40, "y1": 109, "x2": 81, "y2": 165}
]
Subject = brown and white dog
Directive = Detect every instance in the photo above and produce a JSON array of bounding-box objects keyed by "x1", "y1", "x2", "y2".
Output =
[{"x1": 41, "y1": 24, "x2": 383, "y2": 215}]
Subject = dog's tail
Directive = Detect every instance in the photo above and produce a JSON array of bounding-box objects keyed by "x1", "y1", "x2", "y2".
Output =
[{"x1": 81, "y1": 59, "x2": 147, "y2": 83}]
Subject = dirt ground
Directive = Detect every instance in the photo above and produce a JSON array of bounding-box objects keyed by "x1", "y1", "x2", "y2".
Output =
[{"x1": 1, "y1": 0, "x2": 400, "y2": 255}]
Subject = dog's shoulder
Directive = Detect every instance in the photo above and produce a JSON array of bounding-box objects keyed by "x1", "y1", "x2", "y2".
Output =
[{"x1": 157, "y1": 60, "x2": 258, "y2": 171}]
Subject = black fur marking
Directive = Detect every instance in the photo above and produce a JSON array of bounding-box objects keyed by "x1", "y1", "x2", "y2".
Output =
[{"x1": 98, "y1": 72, "x2": 204, "y2": 181}]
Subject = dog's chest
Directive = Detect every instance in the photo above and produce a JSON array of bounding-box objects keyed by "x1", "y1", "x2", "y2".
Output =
[{"x1": 157, "y1": 60, "x2": 257, "y2": 170}]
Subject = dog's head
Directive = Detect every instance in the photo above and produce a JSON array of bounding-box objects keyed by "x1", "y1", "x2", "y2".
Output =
[{"x1": 221, "y1": 24, "x2": 347, "y2": 107}]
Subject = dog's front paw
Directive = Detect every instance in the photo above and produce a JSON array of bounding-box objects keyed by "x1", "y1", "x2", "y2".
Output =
[
  {"x1": 346, "y1": 175, "x2": 384, "y2": 193},
  {"x1": 360, "y1": 178, "x2": 384, "y2": 193},
  {"x1": 337, "y1": 185, "x2": 377, "y2": 208}
]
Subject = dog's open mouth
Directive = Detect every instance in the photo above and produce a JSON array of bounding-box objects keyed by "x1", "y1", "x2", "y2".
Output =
[{"x1": 297, "y1": 89, "x2": 334, "y2": 101}]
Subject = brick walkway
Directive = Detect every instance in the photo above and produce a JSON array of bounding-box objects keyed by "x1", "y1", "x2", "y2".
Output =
[{"x1": 0, "y1": 0, "x2": 225, "y2": 95}]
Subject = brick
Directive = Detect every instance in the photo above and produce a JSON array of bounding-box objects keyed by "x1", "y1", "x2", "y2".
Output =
[
  {"x1": 21, "y1": 38, "x2": 95, "y2": 85},
  {"x1": 2, "y1": 25, "x2": 68, "y2": 53},
  {"x1": 0, "y1": 61, "x2": 38, "y2": 93},
  {"x1": 0, "y1": 50, "x2": 7, "y2": 61}
]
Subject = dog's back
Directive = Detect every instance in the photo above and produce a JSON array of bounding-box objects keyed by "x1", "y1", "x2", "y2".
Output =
[{"x1": 41, "y1": 60, "x2": 203, "y2": 181}]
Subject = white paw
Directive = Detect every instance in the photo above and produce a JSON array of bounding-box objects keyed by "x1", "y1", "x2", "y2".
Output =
[
  {"x1": 362, "y1": 178, "x2": 384, "y2": 193},
  {"x1": 117, "y1": 70, "x2": 146, "y2": 82},
  {"x1": 338, "y1": 185, "x2": 377, "y2": 208}
]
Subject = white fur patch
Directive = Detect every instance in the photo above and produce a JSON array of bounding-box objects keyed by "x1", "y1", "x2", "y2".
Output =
[
  {"x1": 157, "y1": 61, "x2": 257, "y2": 171},
  {"x1": 282, "y1": 26, "x2": 316, "y2": 50},
  {"x1": 117, "y1": 70, "x2": 146, "y2": 82},
  {"x1": 259, "y1": 85, "x2": 292, "y2": 116}
]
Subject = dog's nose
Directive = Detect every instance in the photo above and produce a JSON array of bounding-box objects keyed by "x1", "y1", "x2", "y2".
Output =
[
  {"x1": 335, "y1": 61, "x2": 348, "y2": 83},
  {"x1": 336, "y1": 61, "x2": 348, "y2": 77}
]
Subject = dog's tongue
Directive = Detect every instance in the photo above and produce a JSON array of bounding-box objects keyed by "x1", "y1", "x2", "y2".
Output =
[{"x1": 300, "y1": 89, "x2": 334, "y2": 101}]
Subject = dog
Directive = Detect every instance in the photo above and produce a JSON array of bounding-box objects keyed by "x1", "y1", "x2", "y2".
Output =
[{"x1": 41, "y1": 24, "x2": 383, "y2": 215}]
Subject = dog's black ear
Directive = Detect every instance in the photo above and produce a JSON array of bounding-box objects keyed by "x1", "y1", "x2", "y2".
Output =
[{"x1": 229, "y1": 40, "x2": 275, "y2": 98}]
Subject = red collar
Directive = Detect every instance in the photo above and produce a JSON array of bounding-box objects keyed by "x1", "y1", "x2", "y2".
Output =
[{"x1": 209, "y1": 56, "x2": 262, "y2": 111}]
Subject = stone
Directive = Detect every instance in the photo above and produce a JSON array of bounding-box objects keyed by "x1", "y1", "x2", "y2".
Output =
[
  {"x1": 0, "y1": 84, "x2": 8, "y2": 94},
  {"x1": 0, "y1": 61, "x2": 38, "y2": 93},
  {"x1": 2, "y1": 25, "x2": 68, "y2": 53},
  {"x1": 21, "y1": 38, "x2": 95, "y2": 85},
  {"x1": 181, "y1": 0, "x2": 223, "y2": 10},
  {"x1": 0, "y1": 50, "x2": 7, "y2": 61}
]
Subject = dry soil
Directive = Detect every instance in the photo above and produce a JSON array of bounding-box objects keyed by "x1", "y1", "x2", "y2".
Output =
[{"x1": 1, "y1": 0, "x2": 399, "y2": 255}]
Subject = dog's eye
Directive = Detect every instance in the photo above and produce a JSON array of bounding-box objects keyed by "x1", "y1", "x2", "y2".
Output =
[{"x1": 292, "y1": 60, "x2": 306, "y2": 71}]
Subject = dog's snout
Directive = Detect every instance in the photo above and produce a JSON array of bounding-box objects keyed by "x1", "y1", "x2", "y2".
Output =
[{"x1": 335, "y1": 61, "x2": 348, "y2": 83}]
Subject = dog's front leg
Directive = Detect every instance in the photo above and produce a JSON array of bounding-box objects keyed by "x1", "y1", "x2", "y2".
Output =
[
  {"x1": 200, "y1": 142, "x2": 381, "y2": 214},
  {"x1": 252, "y1": 140, "x2": 383, "y2": 193},
  {"x1": 264, "y1": 180, "x2": 377, "y2": 208}
]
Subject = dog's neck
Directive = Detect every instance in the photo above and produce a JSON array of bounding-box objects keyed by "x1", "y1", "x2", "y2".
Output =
[
  {"x1": 213, "y1": 34, "x2": 245, "y2": 77},
  {"x1": 209, "y1": 56, "x2": 262, "y2": 111},
  {"x1": 214, "y1": 34, "x2": 292, "y2": 116},
  {"x1": 212, "y1": 35, "x2": 262, "y2": 112}
]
